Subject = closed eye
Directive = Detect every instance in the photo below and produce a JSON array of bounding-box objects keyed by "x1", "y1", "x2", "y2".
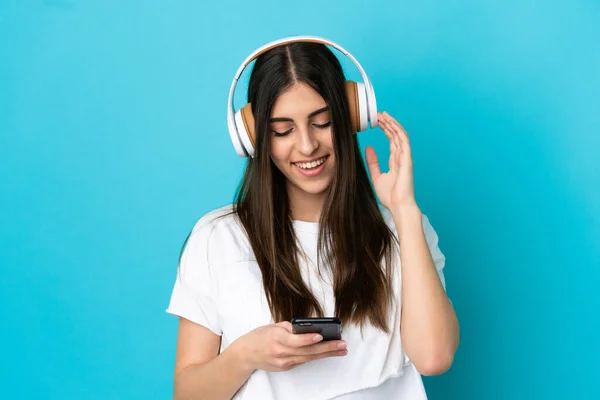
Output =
[
  {"x1": 272, "y1": 128, "x2": 293, "y2": 137},
  {"x1": 313, "y1": 121, "x2": 331, "y2": 129},
  {"x1": 272, "y1": 121, "x2": 331, "y2": 136}
]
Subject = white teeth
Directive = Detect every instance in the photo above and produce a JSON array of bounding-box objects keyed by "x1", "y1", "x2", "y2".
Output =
[{"x1": 295, "y1": 156, "x2": 327, "y2": 170}]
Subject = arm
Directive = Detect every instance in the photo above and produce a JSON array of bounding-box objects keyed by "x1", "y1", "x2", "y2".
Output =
[
  {"x1": 173, "y1": 318, "x2": 253, "y2": 400},
  {"x1": 172, "y1": 319, "x2": 347, "y2": 400},
  {"x1": 365, "y1": 111, "x2": 459, "y2": 376},
  {"x1": 392, "y1": 205, "x2": 459, "y2": 376}
]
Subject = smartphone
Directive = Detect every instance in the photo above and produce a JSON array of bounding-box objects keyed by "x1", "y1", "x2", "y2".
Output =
[{"x1": 291, "y1": 317, "x2": 342, "y2": 341}]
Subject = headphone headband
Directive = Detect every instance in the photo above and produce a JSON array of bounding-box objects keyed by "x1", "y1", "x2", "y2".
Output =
[{"x1": 227, "y1": 35, "x2": 378, "y2": 157}]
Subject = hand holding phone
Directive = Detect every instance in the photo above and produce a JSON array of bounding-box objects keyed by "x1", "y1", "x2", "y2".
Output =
[{"x1": 233, "y1": 321, "x2": 347, "y2": 373}]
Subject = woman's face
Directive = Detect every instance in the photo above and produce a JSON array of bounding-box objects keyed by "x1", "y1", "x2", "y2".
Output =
[{"x1": 269, "y1": 82, "x2": 336, "y2": 199}]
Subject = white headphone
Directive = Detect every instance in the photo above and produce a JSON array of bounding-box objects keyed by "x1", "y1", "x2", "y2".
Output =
[{"x1": 227, "y1": 35, "x2": 378, "y2": 158}]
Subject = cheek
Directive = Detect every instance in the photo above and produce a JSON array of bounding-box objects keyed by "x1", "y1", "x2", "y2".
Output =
[
  {"x1": 322, "y1": 128, "x2": 334, "y2": 148},
  {"x1": 269, "y1": 140, "x2": 290, "y2": 169}
]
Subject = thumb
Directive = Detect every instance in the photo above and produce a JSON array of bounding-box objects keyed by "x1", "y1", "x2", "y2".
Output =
[{"x1": 365, "y1": 146, "x2": 382, "y2": 181}]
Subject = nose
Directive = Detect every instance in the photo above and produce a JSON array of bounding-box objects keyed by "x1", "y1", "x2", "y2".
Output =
[{"x1": 296, "y1": 126, "x2": 319, "y2": 155}]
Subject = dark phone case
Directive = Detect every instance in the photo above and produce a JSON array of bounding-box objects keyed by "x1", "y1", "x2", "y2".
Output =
[{"x1": 291, "y1": 317, "x2": 342, "y2": 341}]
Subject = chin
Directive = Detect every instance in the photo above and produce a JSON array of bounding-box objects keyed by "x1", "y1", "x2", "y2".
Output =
[
  {"x1": 302, "y1": 184, "x2": 330, "y2": 195},
  {"x1": 288, "y1": 177, "x2": 332, "y2": 197}
]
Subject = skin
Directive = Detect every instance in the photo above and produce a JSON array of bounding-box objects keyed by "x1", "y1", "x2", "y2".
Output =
[{"x1": 172, "y1": 82, "x2": 459, "y2": 400}]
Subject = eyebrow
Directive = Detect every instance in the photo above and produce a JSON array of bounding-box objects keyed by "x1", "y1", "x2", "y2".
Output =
[{"x1": 269, "y1": 106, "x2": 329, "y2": 123}]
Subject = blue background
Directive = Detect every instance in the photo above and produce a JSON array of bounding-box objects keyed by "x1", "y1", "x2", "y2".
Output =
[{"x1": 1, "y1": 0, "x2": 598, "y2": 398}]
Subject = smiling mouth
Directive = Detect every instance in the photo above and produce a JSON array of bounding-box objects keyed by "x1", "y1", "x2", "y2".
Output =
[{"x1": 292, "y1": 156, "x2": 329, "y2": 170}]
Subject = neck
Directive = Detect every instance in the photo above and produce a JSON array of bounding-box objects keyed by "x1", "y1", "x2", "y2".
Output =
[{"x1": 287, "y1": 183, "x2": 326, "y2": 223}]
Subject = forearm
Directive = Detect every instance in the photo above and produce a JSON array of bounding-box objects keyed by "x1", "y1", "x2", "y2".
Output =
[
  {"x1": 393, "y1": 205, "x2": 459, "y2": 375},
  {"x1": 174, "y1": 342, "x2": 254, "y2": 400}
]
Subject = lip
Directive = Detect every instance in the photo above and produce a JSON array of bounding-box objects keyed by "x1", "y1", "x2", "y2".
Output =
[
  {"x1": 292, "y1": 155, "x2": 329, "y2": 164},
  {"x1": 292, "y1": 155, "x2": 329, "y2": 177}
]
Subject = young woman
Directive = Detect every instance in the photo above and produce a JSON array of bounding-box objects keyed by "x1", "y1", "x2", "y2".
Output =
[{"x1": 166, "y1": 38, "x2": 459, "y2": 400}]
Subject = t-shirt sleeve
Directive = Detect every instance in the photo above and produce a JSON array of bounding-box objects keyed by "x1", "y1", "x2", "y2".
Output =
[
  {"x1": 166, "y1": 218, "x2": 222, "y2": 335},
  {"x1": 422, "y1": 214, "x2": 447, "y2": 291}
]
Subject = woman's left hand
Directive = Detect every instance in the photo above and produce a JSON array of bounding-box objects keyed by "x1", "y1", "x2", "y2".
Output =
[{"x1": 366, "y1": 111, "x2": 417, "y2": 210}]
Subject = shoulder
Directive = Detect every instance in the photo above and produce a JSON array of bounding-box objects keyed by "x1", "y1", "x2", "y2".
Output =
[
  {"x1": 185, "y1": 204, "x2": 252, "y2": 265},
  {"x1": 189, "y1": 204, "x2": 236, "y2": 236}
]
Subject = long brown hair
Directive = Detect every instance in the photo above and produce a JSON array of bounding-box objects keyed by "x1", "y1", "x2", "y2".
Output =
[{"x1": 233, "y1": 42, "x2": 397, "y2": 332}]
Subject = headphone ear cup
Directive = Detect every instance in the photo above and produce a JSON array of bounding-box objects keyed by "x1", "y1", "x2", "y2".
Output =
[
  {"x1": 345, "y1": 81, "x2": 361, "y2": 133},
  {"x1": 355, "y1": 82, "x2": 369, "y2": 132},
  {"x1": 345, "y1": 81, "x2": 369, "y2": 132},
  {"x1": 234, "y1": 103, "x2": 257, "y2": 157}
]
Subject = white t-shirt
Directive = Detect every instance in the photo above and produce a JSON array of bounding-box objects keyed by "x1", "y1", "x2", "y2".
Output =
[{"x1": 166, "y1": 204, "x2": 447, "y2": 399}]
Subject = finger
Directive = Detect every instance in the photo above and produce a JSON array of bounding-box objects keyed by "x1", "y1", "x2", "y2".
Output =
[
  {"x1": 392, "y1": 126, "x2": 411, "y2": 165},
  {"x1": 388, "y1": 141, "x2": 396, "y2": 171},
  {"x1": 283, "y1": 330, "x2": 324, "y2": 348},
  {"x1": 286, "y1": 349, "x2": 348, "y2": 367},
  {"x1": 365, "y1": 146, "x2": 382, "y2": 181},
  {"x1": 381, "y1": 112, "x2": 400, "y2": 138},
  {"x1": 383, "y1": 113, "x2": 411, "y2": 163},
  {"x1": 384, "y1": 112, "x2": 408, "y2": 138},
  {"x1": 377, "y1": 111, "x2": 384, "y2": 128},
  {"x1": 386, "y1": 125, "x2": 401, "y2": 169},
  {"x1": 275, "y1": 321, "x2": 322, "y2": 347},
  {"x1": 384, "y1": 112, "x2": 411, "y2": 154},
  {"x1": 380, "y1": 118, "x2": 399, "y2": 154},
  {"x1": 290, "y1": 340, "x2": 347, "y2": 356},
  {"x1": 393, "y1": 127, "x2": 403, "y2": 161},
  {"x1": 378, "y1": 117, "x2": 393, "y2": 141}
]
